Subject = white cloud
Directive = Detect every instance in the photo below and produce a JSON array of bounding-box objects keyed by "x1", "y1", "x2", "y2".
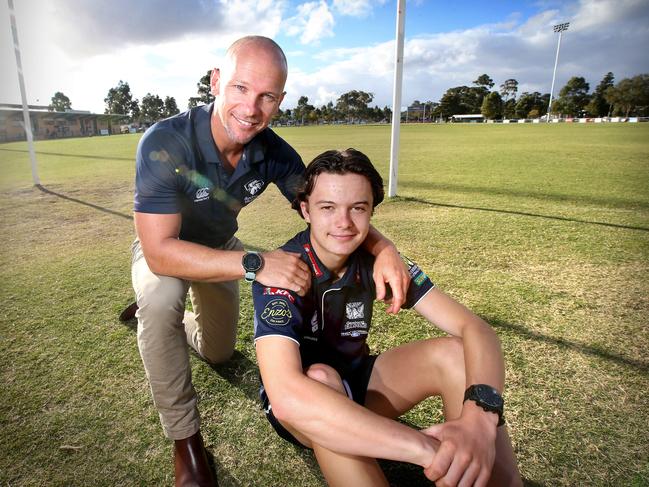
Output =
[
  {"x1": 332, "y1": 0, "x2": 384, "y2": 17},
  {"x1": 285, "y1": 0, "x2": 649, "y2": 109},
  {"x1": 285, "y1": 1, "x2": 335, "y2": 44}
]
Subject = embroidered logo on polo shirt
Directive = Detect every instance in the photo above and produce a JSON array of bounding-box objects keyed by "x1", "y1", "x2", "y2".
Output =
[
  {"x1": 260, "y1": 299, "x2": 292, "y2": 326},
  {"x1": 194, "y1": 187, "x2": 210, "y2": 202},
  {"x1": 245, "y1": 179, "x2": 264, "y2": 195},
  {"x1": 243, "y1": 179, "x2": 265, "y2": 204}
]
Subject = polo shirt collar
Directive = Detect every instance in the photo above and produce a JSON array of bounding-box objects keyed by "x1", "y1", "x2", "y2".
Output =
[{"x1": 194, "y1": 103, "x2": 267, "y2": 166}]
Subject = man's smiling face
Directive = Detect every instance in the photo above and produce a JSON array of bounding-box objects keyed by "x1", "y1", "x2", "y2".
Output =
[{"x1": 211, "y1": 42, "x2": 286, "y2": 149}]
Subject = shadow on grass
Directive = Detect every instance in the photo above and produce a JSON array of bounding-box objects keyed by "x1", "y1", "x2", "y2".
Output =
[
  {"x1": 0, "y1": 147, "x2": 133, "y2": 161},
  {"x1": 36, "y1": 184, "x2": 133, "y2": 220},
  {"x1": 397, "y1": 196, "x2": 649, "y2": 232},
  {"x1": 400, "y1": 180, "x2": 649, "y2": 212},
  {"x1": 488, "y1": 316, "x2": 649, "y2": 374},
  {"x1": 209, "y1": 350, "x2": 260, "y2": 402},
  {"x1": 207, "y1": 450, "x2": 241, "y2": 487}
]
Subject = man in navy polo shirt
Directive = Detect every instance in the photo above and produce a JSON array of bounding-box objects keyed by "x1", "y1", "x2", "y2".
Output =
[
  {"x1": 131, "y1": 37, "x2": 410, "y2": 486},
  {"x1": 253, "y1": 149, "x2": 522, "y2": 486}
]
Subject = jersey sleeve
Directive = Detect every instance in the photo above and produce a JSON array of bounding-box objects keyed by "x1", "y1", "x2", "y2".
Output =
[
  {"x1": 252, "y1": 282, "x2": 304, "y2": 345},
  {"x1": 134, "y1": 126, "x2": 189, "y2": 214},
  {"x1": 400, "y1": 254, "x2": 435, "y2": 309}
]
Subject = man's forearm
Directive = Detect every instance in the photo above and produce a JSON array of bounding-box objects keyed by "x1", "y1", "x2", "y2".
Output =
[
  {"x1": 144, "y1": 237, "x2": 245, "y2": 282},
  {"x1": 362, "y1": 225, "x2": 395, "y2": 257}
]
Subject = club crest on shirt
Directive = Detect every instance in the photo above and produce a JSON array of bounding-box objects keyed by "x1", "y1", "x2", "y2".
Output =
[
  {"x1": 243, "y1": 179, "x2": 265, "y2": 203},
  {"x1": 261, "y1": 299, "x2": 292, "y2": 326},
  {"x1": 346, "y1": 302, "x2": 364, "y2": 320}
]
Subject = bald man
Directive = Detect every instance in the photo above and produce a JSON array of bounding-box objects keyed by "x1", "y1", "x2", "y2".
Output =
[{"x1": 130, "y1": 36, "x2": 410, "y2": 486}]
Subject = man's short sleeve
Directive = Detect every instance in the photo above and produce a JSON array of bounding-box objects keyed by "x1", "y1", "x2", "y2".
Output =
[
  {"x1": 134, "y1": 127, "x2": 188, "y2": 213},
  {"x1": 268, "y1": 134, "x2": 305, "y2": 204},
  {"x1": 401, "y1": 255, "x2": 435, "y2": 309},
  {"x1": 252, "y1": 282, "x2": 304, "y2": 345}
]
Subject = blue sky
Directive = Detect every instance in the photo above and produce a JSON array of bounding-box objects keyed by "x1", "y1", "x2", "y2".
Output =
[{"x1": 1, "y1": 0, "x2": 648, "y2": 113}]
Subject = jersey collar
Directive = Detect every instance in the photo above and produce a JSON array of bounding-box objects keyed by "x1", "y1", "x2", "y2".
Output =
[{"x1": 301, "y1": 228, "x2": 361, "y2": 288}]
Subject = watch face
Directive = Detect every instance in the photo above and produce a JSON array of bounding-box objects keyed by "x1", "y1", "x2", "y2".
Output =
[
  {"x1": 243, "y1": 252, "x2": 263, "y2": 272},
  {"x1": 475, "y1": 384, "x2": 503, "y2": 409}
]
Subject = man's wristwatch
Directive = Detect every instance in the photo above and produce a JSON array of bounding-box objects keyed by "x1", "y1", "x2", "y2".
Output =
[
  {"x1": 242, "y1": 251, "x2": 264, "y2": 283},
  {"x1": 463, "y1": 384, "x2": 505, "y2": 426}
]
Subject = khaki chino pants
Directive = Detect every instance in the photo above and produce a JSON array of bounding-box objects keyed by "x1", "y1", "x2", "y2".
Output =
[{"x1": 131, "y1": 237, "x2": 243, "y2": 440}]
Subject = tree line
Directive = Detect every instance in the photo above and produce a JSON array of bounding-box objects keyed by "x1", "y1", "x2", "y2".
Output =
[{"x1": 48, "y1": 70, "x2": 649, "y2": 125}]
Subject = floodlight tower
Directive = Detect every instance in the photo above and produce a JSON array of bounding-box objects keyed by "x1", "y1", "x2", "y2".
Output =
[{"x1": 546, "y1": 22, "x2": 570, "y2": 122}]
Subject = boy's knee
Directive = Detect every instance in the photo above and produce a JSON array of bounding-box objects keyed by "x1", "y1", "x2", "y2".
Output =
[{"x1": 305, "y1": 363, "x2": 346, "y2": 394}]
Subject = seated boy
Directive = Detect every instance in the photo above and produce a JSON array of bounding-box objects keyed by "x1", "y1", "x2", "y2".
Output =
[{"x1": 251, "y1": 149, "x2": 522, "y2": 486}]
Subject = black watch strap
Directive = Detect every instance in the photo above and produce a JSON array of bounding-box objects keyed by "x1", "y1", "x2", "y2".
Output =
[{"x1": 463, "y1": 384, "x2": 505, "y2": 427}]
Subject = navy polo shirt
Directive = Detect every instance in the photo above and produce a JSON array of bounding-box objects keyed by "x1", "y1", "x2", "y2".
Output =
[
  {"x1": 134, "y1": 103, "x2": 305, "y2": 248},
  {"x1": 252, "y1": 228, "x2": 435, "y2": 378}
]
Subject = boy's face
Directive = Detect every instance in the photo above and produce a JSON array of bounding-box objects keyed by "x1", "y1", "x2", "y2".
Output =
[{"x1": 300, "y1": 172, "x2": 373, "y2": 268}]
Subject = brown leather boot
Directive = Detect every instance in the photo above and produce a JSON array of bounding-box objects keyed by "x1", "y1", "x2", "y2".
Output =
[{"x1": 174, "y1": 431, "x2": 218, "y2": 487}]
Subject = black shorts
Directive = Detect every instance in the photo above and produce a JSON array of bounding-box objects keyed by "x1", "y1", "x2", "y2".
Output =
[{"x1": 259, "y1": 355, "x2": 378, "y2": 448}]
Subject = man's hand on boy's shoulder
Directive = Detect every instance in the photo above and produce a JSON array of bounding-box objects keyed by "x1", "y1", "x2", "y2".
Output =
[
  {"x1": 420, "y1": 402, "x2": 498, "y2": 487},
  {"x1": 372, "y1": 244, "x2": 410, "y2": 314},
  {"x1": 255, "y1": 249, "x2": 312, "y2": 296}
]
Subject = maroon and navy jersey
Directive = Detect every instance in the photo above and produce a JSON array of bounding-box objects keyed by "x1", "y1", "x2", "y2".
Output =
[{"x1": 252, "y1": 228, "x2": 435, "y2": 377}]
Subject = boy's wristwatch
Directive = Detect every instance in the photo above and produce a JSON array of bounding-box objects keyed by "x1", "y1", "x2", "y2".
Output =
[
  {"x1": 242, "y1": 251, "x2": 264, "y2": 283},
  {"x1": 463, "y1": 384, "x2": 505, "y2": 426}
]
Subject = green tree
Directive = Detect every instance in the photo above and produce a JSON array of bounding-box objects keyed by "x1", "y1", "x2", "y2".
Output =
[
  {"x1": 336, "y1": 90, "x2": 374, "y2": 122},
  {"x1": 585, "y1": 72, "x2": 614, "y2": 117},
  {"x1": 105, "y1": 80, "x2": 138, "y2": 120},
  {"x1": 481, "y1": 91, "x2": 503, "y2": 120},
  {"x1": 48, "y1": 91, "x2": 71, "y2": 112},
  {"x1": 163, "y1": 96, "x2": 180, "y2": 118},
  {"x1": 515, "y1": 92, "x2": 548, "y2": 119},
  {"x1": 188, "y1": 70, "x2": 214, "y2": 108},
  {"x1": 474, "y1": 74, "x2": 495, "y2": 89},
  {"x1": 438, "y1": 86, "x2": 485, "y2": 117},
  {"x1": 140, "y1": 93, "x2": 165, "y2": 124},
  {"x1": 503, "y1": 98, "x2": 517, "y2": 119},
  {"x1": 294, "y1": 96, "x2": 315, "y2": 125},
  {"x1": 605, "y1": 74, "x2": 649, "y2": 117},
  {"x1": 552, "y1": 76, "x2": 591, "y2": 117},
  {"x1": 499, "y1": 79, "x2": 518, "y2": 101}
]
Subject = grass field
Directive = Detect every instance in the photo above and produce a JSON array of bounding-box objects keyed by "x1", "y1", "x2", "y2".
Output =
[{"x1": 1, "y1": 123, "x2": 648, "y2": 486}]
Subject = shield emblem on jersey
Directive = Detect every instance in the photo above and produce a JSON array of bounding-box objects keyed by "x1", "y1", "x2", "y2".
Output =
[{"x1": 346, "y1": 302, "x2": 364, "y2": 320}]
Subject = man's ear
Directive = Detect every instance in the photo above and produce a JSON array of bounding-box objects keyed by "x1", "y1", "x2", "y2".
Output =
[
  {"x1": 300, "y1": 201, "x2": 311, "y2": 223},
  {"x1": 210, "y1": 68, "x2": 220, "y2": 97}
]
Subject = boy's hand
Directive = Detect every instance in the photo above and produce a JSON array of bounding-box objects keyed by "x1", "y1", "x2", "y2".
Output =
[
  {"x1": 373, "y1": 244, "x2": 409, "y2": 314},
  {"x1": 420, "y1": 401, "x2": 498, "y2": 487}
]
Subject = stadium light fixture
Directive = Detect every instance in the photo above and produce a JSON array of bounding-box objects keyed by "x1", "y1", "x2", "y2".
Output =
[{"x1": 546, "y1": 22, "x2": 570, "y2": 122}]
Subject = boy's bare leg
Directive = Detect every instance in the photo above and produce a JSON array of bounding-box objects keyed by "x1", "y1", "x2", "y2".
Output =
[
  {"x1": 364, "y1": 336, "x2": 522, "y2": 486},
  {"x1": 312, "y1": 446, "x2": 388, "y2": 487},
  {"x1": 277, "y1": 363, "x2": 389, "y2": 487}
]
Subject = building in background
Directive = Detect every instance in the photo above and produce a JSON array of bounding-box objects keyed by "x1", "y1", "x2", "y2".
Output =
[{"x1": 0, "y1": 104, "x2": 128, "y2": 142}]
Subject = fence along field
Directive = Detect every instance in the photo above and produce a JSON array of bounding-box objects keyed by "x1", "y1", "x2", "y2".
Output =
[{"x1": 0, "y1": 123, "x2": 648, "y2": 486}]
